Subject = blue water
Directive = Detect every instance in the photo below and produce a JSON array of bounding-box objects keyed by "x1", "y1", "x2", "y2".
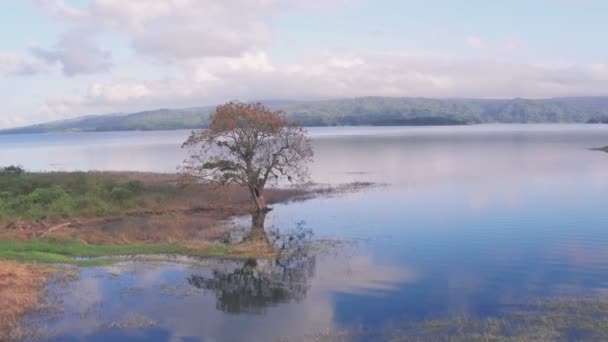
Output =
[{"x1": 12, "y1": 124, "x2": 608, "y2": 341}]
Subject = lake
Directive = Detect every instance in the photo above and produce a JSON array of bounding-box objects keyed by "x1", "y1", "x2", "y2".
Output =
[{"x1": 7, "y1": 124, "x2": 608, "y2": 341}]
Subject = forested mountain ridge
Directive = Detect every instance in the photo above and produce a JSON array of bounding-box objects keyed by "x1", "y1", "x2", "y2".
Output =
[
  {"x1": 279, "y1": 97, "x2": 608, "y2": 126},
  {"x1": 3, "y1": 96, "x2": 608, "y2": 134}
]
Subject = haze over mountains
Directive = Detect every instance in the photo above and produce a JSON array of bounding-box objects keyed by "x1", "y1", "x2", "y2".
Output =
[{"x1": 3, "y1": 96, "x2": 608, "y2": 134}]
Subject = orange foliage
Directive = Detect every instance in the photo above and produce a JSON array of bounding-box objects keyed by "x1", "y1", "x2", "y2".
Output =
[{"x1": 210, "y1": 101, "x2": 288, "y2": 133}]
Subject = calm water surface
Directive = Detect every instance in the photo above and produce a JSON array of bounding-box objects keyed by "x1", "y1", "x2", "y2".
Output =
[{"x1": 7, "y1": 125, "x2": 608, "y2": 341}]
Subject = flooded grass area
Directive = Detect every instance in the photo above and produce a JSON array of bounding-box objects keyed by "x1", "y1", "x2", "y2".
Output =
[{"x1": 306, "y1": 298, "x2": 608, "y2": 341}]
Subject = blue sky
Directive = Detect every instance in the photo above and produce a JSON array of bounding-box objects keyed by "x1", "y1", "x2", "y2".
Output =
[{"x1": 1, "y1": 0, "x2": 607, "y2": 128}]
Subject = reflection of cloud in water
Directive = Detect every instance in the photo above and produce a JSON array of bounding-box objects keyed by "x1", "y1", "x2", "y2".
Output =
[
  {"x1": 311, "y1": 127, "x2": 608, "y2": 211},
  {"x1": 40, "y1": 272, "x2": 104, "y2": 336},
  {"x1": 313, "y1": 255, "x2": 416, "y2": 295},
  {"x1": 170, "y1": 252, "x2": 413, "y2": 341},
  {"x1": 35, "y1": 248, "x2": 413, "y2": 342}
]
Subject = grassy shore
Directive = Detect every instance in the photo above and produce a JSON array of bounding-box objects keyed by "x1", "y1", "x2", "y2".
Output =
[
  {"x1": 0, "y1": 168, "x2": 314, "y2": 246},
  {"x1": 0, "y1": 168, "x2": 272, "y2": 226},
  {"x1": 0, "y1": 168, "x2": 371, "y2": 249},
  {"x1": 0, "y1": 169, "x2": 316, "y2": 264},
  {"x1": 0, "y1": 169, "x2": 376, "y2": 264},
  {"x1": 0, "y1": 169, "x2": 311, "y2": 339},
  {"x1": 0, "y1": 239, "x2": 276, "y2": 266}
]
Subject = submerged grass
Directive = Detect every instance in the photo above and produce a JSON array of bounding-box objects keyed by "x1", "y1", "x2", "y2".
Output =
[{"x1": 303, "y1": 298, "x2": 608, "y2": 341}]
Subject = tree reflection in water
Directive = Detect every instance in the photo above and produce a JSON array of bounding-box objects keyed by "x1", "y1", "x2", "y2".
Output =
[{"x1": 188, "y1": 211, "x2": 315, "y2": 313}]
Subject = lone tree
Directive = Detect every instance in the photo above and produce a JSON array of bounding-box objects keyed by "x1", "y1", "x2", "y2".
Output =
[{"x1": 181, "y1": 101, "x2": 313, "y2": 212}]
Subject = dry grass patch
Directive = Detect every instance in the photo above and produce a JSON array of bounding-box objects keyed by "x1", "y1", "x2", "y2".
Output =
[{"x1": 0, "y1": 261, "x2": 53, "y2": 341}]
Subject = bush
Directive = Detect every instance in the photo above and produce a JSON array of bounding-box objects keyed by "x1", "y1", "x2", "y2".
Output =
[
  {"x1": 109, "y1": 187, "x2": 133, "y2": 203},
  {"x1": 27, "y1": 186, "x2": 69, "y2": 206},
  {"x1": 0, "y1": 165, "x2": 25, "y2": 176},
  {"x1": 126, "y1": 180, "x2": 144, "y2": 194},
  {"x1": 0, "y1": 172, "x2": 152, "y2": 221},
  {"x1": 101, "y1": 178, "x2": 118, "y2": 193},
  {"x1": 65, "y1": 172, "x2": 90, "y2": 195}
]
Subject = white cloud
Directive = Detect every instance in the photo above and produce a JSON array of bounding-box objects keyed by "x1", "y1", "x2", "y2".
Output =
[
  {"x1": 329, "y1": 57, "x2": 364, "y2": 68},
  {"x1": 34, "y1": 0, "x2": 281, "y2": 62},
  {"x1": 503, "y1": 40, "x2": 521, "y2": 52},
  {"x1": 0, "y1": 52, "x2": 44, "y2": 76},
  {"x1": 88, "y1": 82, "x2": 151, "y2": 103},
  {"x1": 35, "y1": 50, "x2": 608, "y2": 121},
  {"x1": 466, "y1": 35, "x2": 486, "y2": 50},
  {"x1": 29, "y1": 31, "x2": 113, "y2": 76},
  {"x1": 33, "y1": 0, "x2": 88, "y2": 19},
  {"x1": 187, "y1": 52, "x2": 275, "y2": 81},
  {"x1": 6, "y1": 1, "x2": 606, "y2": 127}
]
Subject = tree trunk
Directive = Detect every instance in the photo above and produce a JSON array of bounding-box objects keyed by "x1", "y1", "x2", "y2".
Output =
[
  {"x1": 256, "y1": 193, "x2": 266, "y2": 211},
  {"x1": 247, "y1": 210, "x2": 269, "y2": 243},
  {"x1": 251, "y1": 186, "x2": 267, "y2": 212}
]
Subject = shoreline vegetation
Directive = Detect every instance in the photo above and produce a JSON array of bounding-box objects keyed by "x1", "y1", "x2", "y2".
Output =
[
  {"x1": 0, "y1": 167, "x2": 373, "y2": 339},
  {"x1": 591, "y1": 146, "x2": 608, "y2": 153},
  {"x1": 0, "y1": 168, "x2": 372, "y2": 263}
]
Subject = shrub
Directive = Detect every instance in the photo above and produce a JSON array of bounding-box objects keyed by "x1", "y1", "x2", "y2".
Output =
[
  {"x1": 0, "y1": 173, "x2": 152, "y2": 222},
  {"x1": 126, "y1": 180, "x2": 144, "y2": 194},
  {"x1": 27, "y1": 186, "x2": 69, "y2": 206},
  {"x1": 65, "y1": 172, "x2": 90, "y2": 195},
  {"x1": 109, "y1": 187, "x2": 133, "y2": 203},
  {"x1": 101, "y1": 178, "x2": 118, "y2": 193},
  {"x1": 0, "y1": 165, "x2": 25, "y2": 176}
]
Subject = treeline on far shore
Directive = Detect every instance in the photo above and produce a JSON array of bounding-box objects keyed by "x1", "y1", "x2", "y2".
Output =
[{"x1": 4, "y1": 96, "x2": 608, "y2": 134}]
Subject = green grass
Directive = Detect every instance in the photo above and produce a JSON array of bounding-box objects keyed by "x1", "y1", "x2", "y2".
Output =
[
  {"x1": 0, "y1": 169, "x2": 163, "y2": 222},
  {"x1": 0, "y1": 239, "x2": 245, "y2": 266},
  {"x1": 0, "y1": 169, "x2": 274, "y2": 266}
]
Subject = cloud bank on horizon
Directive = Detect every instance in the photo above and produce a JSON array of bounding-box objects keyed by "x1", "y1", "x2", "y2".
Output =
[{"x1": 1, "y1": 0, "x2": 607, "y2": 128}]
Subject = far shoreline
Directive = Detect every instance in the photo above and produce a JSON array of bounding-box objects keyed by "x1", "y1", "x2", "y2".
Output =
[{"x1": 2, "y1": 122, "x2": 608, "y2": 137}]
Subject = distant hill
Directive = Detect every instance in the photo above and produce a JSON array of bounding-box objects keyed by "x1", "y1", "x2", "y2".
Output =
[
  {"x1": 0, "y1": 107, "x2": 215, "y2": 134},
  {"x1": 587, "y1": 116, "x2": 608, "y2": 124},
  {"x1": 3, "y1": 96, "x2": 608, "y2": 134}
]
